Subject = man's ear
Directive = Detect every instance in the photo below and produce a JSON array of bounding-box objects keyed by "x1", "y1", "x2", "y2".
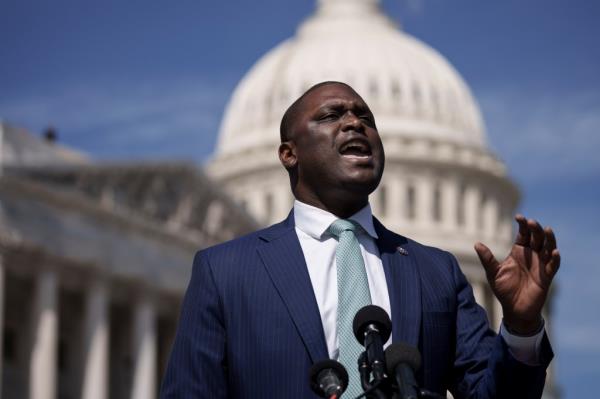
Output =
[{"x1": 278, "y1": 141, "x2": 297, "y2": 170}]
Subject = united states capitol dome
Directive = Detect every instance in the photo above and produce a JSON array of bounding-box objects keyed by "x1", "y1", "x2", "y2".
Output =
[{"x1": 215, "y1": 0, "x2": 487, "y2": 157}]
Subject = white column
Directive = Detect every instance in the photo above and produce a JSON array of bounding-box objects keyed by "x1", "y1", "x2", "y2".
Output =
[
  {"x1": 493, "y1": 297, "x2": 503, "y2": 332},
  {"x1": 472, "y1": 281, "x2": 485, "y2": 307},
  {"x1": 30, "y1": 269, "x2": 58, "y2": 399},
  {"x1": 247, "y1": 188, "x2": 265, "y2": 224},
  {"x1": 131, "y1": 295, "x2": 157, "y2": 399},
  {"x1": 81, "y1": 279, "x2": 109, "y2": 399}
]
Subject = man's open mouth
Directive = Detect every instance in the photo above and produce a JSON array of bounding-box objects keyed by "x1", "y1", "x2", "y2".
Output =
[{"x1": 339, "y1": 139, "x2": 372, "y2": 157}]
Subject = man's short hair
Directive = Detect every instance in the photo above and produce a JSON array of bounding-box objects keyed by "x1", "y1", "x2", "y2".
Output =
[{"x1": 279, "y1": 81, "x2": 353, "y2": 142}]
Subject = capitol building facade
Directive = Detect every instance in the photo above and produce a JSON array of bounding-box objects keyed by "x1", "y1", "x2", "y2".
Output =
[{"x1": 0, "y1": 0, "x2": 556, "y2": 398}]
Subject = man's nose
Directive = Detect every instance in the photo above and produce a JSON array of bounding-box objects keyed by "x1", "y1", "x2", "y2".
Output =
[{"x1": 341, "y1": 112, "x2": 364, "y2": 133}]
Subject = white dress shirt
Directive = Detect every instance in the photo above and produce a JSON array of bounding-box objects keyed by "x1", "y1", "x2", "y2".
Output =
[{"x1": 293, "y1": 200, "x2": 543, "y2": 365}]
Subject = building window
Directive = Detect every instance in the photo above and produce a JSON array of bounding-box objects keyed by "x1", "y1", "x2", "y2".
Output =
[
  {"x1": 406, "y1": 184, "x2": 416, "y2": 220},
  {"x1": 431, "y1": 88, "x2": 439, "y2": 116},
  {"x1": 413, "y1": 85, "x2": 421, "y2": 105},
  {"x1": 457, "y1": 183, "x2": 466, "y2": 226},
  {"x1": 264, "y1": 191, "x2": 274, "y2": 222},
  {"x1": 369, "y1": 79, "x2": 379, "y2": 97},
  {"x1": 433, "y1": 183, "x2": 442, "y2": 222},
  {"x1": 479, "y1": 193, "x2": 487, "y2": 231},
  {"x1": 378, "y1": 185, "x2": 387, "y2": 217},
  {"x1": 391, "y1": 80, "x2": 401, "y2": 100}
]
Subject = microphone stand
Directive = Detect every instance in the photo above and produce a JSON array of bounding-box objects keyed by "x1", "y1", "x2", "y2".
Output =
[{"x1": 355, "y1": 352, "x2": 390, "y2": 399}]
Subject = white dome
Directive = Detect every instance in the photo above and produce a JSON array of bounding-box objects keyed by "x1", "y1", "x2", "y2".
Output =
[{"x1": 215, "y1": 0, "x2": 487, "y2": 157}]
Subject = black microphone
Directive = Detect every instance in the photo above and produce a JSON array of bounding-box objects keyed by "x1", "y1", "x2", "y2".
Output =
[
  {"x1": 309, "y1": 359, "x2": 349, "y2": 398},
  {"x1": 384, "y1": 343, "x2": 422, "y2": 399},
  {"x1": 353, "y1": 305, "x2": 392, "y2": 383}
]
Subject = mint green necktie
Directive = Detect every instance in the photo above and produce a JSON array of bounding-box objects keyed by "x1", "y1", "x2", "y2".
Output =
[{"x1": 328, "y1": 219, "x2": 372, "y2": 398}]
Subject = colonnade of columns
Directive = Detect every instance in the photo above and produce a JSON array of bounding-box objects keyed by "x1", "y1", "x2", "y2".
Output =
[
  {"x1": 235, "y1": 172, "x2": 514, "y2": 245},
  {"x1": 372, "y1": 174, "x2": 513, "y2": 242},
  {"x1": 0, "y1": 260, "x2": 162, "y2": 399},
  {"x1": 228, "y1": 161, "x2": 516, "y2": 251}
]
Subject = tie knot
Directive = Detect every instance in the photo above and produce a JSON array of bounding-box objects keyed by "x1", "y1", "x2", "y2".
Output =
[{"x1": 327, "y1": 219, "x2": 362, "y2": 239}]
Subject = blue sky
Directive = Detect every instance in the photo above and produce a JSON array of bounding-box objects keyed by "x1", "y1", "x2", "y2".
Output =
[{"x1": 2, "y1": 0, "x2": 599, "y2": 396}]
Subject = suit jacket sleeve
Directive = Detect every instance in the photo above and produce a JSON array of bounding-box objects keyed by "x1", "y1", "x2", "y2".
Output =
[
  {"x1": 160, "y1": 251, "x2": 228, "y2": 398},
  {"x1": 447, "y1": 252, "x2": 553, "y2": 399}
]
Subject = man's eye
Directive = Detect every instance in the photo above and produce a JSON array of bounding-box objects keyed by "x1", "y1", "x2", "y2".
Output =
[{"x1": 319, "y1": 113, "x2": 338, "y2": 121}]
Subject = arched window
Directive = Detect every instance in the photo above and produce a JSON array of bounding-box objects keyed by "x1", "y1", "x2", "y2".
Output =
[
  {"x1": 369, "y1": 79, "x2": 379, "y2": 98},
  {"x1": 378, "y1": 185, "x2": 387, "y2": 217},
  {"x1": 432, "y1": 183, "x2": 442, "y2": 222},
  {"x1": 479, "y1": 193, "x2": 488, "y2": 231},
  {"x1": 431, "y1": 88, "x2": 439, "y2": 116},
  {"x1": 264, "y1": 191, "x2": 274, "y2": 222},
  {"x1": 406, "y1": 184, "x2": 416, "y2": 220},
  {"x1": 239, "y1": 197, "x2": 247, "y2": 211},
  {"x1": 413, "y1": 85, "x2": 421, "y2": 105},
  {"x1": 457, "y1": 183, "x2": 466, "y2": 226},
  {"x1": 391, "y1": 80, "x2": 401, "y2": 100}
]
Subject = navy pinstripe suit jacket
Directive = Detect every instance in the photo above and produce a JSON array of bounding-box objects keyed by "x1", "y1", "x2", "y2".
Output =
[{"x1": 161, "y1": 212, "x2": 552, "y2": 398}]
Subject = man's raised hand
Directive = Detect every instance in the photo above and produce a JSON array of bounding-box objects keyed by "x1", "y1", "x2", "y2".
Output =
[{"x1": 474, "y1": 214, "x2": 561, "y2": 335}]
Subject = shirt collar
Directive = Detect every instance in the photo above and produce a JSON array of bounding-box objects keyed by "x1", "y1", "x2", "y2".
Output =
[{"x1": 293, "y1": 199, "x2": 379, "y2": 240}]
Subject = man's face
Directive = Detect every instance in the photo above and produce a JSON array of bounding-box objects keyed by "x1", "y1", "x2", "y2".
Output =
[{"x1": 287, "y1": 83, "x2": 385, "y2": 200}]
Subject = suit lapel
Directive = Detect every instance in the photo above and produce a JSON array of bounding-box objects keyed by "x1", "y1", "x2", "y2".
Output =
[
  {"x1": 257, "y1": 213, "x2": 329, "y2": 363},
  {"x1": 374, "y1": 219, "x2": 422, "y2": 348}
]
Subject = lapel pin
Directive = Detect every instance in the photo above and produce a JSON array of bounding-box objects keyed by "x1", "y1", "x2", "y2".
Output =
[{"x1": 396, "y1": 247, "x2": 409, "y2": 256}]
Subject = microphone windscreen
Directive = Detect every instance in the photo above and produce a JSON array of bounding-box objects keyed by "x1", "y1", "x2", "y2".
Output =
[
  {"x1": 309, "y1": 359, "x2": 349, "y2": 393},
  {"x1": 384, "y1": 342, "x2": 422, "y2": 372},
  {"x1": 352, "y1": 305, "x2": 392, "y2": 343}
]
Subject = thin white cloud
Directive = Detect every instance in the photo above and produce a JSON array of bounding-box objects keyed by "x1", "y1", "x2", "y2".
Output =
[
  {"x1": 479, "y1": 89, "x2": 600, "y2": 180},
  {"x1": 0, "y1": 77, "x2": 232, "y2": 160}
]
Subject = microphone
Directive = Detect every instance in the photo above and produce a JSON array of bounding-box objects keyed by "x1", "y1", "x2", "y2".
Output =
[
  {"x1": 353, "y1": 305, "x2": 392, "y2": 383},
  {"x1": 384, "y1": 343, "x2": 422, "y2": 399},
  {"x1": 309, "y1": 359, "x2": 349, "y2": 398}
]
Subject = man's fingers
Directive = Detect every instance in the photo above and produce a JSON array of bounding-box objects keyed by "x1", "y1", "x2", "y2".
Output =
[
  {"x1": 543, "y1": 227, "x2": 558, "y2": 253},
  {"x1": 528, "y1": 219, "x2": 545, "y2": 252},
  {"x1": 474, "y1": 242, "x2": 500, "y2": 280},
  {"x1": 545, "y1": 249, "x2": 561, "y2": 279},
  {"x1": 514, "y1": 214, "x2": 530, "y2": 247}
]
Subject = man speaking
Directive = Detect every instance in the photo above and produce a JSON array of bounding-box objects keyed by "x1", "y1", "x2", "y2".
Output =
[{"x1": 161, "y1": 82, "x2": 559, "y2": 398}]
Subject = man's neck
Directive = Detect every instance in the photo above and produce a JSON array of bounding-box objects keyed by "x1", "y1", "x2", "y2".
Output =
[{"x1": 293, "y1": 191, "x2": 368, "y2": 219}]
